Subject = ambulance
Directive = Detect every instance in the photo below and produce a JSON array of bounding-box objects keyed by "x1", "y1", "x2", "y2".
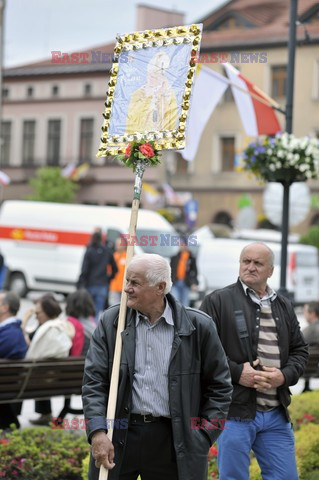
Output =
[{"x1": 0, "y1": 201, "x2": 180, "y2": 297}]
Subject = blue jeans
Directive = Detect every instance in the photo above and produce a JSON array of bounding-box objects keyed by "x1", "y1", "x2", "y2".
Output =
[
  {"x1": 171, "y1": 280, "x2": 190, "y2": 306},
  {"x1": 87, "y1": 285, "x2": 108, "y2": 322},
  {"x1": 217, "y1": 408, "x2": 298, "y2": 480}
]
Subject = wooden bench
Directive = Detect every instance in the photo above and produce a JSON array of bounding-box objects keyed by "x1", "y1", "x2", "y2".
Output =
[
  {"x1": 303, "y1": 347, "x2": 319, "y2": 380},
  {"x1": 0, "y1": 357, "x2": 85, "y2": 420}
]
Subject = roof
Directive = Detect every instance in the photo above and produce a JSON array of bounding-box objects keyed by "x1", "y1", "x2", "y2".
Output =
[
  {"x1": 200, "y1": 0, "x2": 319, "y2": 49},
  {"x1": 4, "y1": 41, "x2": 115, "y2": 78}
]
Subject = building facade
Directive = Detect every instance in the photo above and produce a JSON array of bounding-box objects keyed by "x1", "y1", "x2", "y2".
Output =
[{"x1": 2, "y1": 1, "x2": 319, "y2": 231}]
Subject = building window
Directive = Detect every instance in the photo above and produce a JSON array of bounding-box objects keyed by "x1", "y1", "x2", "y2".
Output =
[
  {"x1": 52, "y1": 85, "x2": 59, "y2": 97},
  {"x1": 84, "y1": 83, "x2": 92, "y2": 96},
  {"x1": 271, "y1": 65, "x2": 287, "y2": 98},
  {"x1": 2, "y1": 88, "x2": 9, "y2": 99},
  {"x1": 47, "y1": 119, "x2": 61, "y2": 166},
  {"x1": 1, "y1": 121, "x2": 11, "y2": 166},
  {"x1": 220, "y1": 136, "x2": 235, "y2": 171},
  {"x1": 22, "y1": 120, "x2": 36, "y2": 166},
  {"x1": 27, "y1": 86, "x2": 34, "y2": 98},
  {"x1": 79, "y1": 118, "x2": 94, "y2": 163}
]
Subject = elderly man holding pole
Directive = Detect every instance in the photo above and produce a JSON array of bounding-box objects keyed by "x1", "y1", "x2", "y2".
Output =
[{"x1": 82, "y1": 253, "x2": 232, "y2": 480}]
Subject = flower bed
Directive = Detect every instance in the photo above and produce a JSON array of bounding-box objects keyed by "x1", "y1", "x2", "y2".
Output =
[{"x1": 0, "y1": 426, "x2": 89, "y2": 480}]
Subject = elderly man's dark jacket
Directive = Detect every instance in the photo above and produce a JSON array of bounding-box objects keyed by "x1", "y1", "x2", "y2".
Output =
[
  {"x1": 200, "y1": 279, "x2": 308, "y2": 421},
  {"x1": 82, "y1": 293, "x2": 232, "y2": 480}
]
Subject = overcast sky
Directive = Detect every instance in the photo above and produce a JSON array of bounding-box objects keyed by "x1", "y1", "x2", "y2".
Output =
[{"x1": 5, "y1": 0, "x2": 226, "y2": 67}]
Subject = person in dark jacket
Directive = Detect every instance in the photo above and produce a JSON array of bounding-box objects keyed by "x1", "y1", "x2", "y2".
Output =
[
  {"x1": 78, "y1": 231, "x2": 118, "y2": 321},
  {"x1": 0, "y1": 291, "x2": 28, "y2": 429},
  {"x1": 170, "y1": 239, "x2": 198, "y2": 306},
  {"x1": 82, "y1": 253, "x2": 232, "y2": 480},
  {"x1": 200, "y1": 242, "x2": 308, "y2": 480},
  {"x1": 302, "y1": 301, "x2": 319, "y2": 391}
]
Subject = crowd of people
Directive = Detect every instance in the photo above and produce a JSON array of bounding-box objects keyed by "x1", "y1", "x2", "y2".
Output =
[{"x1": 0, "y1": 233, "x2": 318, "y2": 480}]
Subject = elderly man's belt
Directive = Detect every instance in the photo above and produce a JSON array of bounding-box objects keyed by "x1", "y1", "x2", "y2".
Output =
[{"x1": 130, "y1": 413, "x2": 170, "y2": 424}]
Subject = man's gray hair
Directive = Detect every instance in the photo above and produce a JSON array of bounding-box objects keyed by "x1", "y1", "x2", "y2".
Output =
[
  {"x1": 240, "y1": 242, "x2": 275, "y2": 267},
  {"x1": 128, "y1": 254, "x2": 172, "y2": 294},
  {"x1": 2, "y1": 291, "x2": 20, "y2": 315}
]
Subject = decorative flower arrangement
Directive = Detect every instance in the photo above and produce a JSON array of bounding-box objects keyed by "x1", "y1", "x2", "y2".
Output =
[
  {"x1": 241, "y1": 132, "x2": 319, "y2": 183},
  {"x1": 0, "y1": 426, "x2": 89, "y2": 480},
  {"x1": 116, "y1": 140, "x2": 161, "y2": 171}
]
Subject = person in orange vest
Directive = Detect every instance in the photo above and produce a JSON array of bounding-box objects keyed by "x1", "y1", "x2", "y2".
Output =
[
  {"x1": 109, "y1": 237, "x2": 127, "y2": 306},
  {"x1": 170, "y1": 238, "x2": 198, "y2": 307}
]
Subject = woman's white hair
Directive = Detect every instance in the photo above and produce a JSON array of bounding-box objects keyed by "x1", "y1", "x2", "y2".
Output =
[{"x1": 128, "y1": 253, "x2": 172, "y2": 294}]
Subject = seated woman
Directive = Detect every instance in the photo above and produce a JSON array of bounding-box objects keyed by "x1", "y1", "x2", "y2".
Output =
[
  {"x1": 66, "y1": 289, "x2": 96, "y2": 356},
  {"x1": 23, "y1": 294, "x2": 75, "y2": 425}
]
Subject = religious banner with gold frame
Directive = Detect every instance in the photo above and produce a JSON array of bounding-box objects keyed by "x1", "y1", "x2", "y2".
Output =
[{"x1": 96, "y1": 24, "x2": 202, "y2": 158}]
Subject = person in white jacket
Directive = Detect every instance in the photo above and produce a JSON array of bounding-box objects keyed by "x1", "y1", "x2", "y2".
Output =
[{"x1": 23, "y1": 294, "x2": 75, "y2": 425}]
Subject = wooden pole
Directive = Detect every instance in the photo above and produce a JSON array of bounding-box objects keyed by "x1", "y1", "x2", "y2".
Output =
[{"x1": 99, "y1": 162, "x2": 146, "y2": 480}]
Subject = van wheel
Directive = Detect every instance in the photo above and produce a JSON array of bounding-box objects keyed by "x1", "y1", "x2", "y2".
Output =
[{"x1": 9, "y1": 273, "x2": 28, "y2": 298}]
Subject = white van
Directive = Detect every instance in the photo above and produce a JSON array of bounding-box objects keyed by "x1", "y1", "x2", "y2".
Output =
[
  {"x1": 197, "y1": 238, "x2": 319, "y2": 305},
  {"x1": 0, "y1": 201, "x2": 180, "y2": 296}
]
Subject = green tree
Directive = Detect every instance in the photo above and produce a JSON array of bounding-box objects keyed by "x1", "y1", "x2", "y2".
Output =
[
  {"x1": 28, "y1": 167, "x2": 78, "y2": 203},
  {"x1": 300, "y1": 225, "x2": 319, "y2": 250}
]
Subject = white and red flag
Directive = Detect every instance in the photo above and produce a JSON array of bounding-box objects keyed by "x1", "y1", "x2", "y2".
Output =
[
  {"x1": 223, "y1": 62, "x2": 281, "y2": 137},
  {"x1": 181, "y1": 65, "x2": 229, "y2": 162}
]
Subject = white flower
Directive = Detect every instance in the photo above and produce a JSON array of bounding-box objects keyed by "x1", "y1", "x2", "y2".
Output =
[{"x1": 269, "y1": 164, "x2": 276, "y2": 171}]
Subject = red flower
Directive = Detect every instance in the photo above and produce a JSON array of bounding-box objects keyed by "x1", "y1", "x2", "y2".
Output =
[
  {"x1": 139, "y1": 143, "x2": 155, "y2": 158},
  {"x1": 125, "y1": 144, "x2": 131, "y2": 158},
  {"x1": 303, "y1": 413, "x2": 315, "y2": 422},
  {"x1": 208, "y1": 445, "x2": 218, "y2": 458}
]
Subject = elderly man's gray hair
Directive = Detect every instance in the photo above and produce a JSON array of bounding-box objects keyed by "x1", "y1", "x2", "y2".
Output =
[{"x1": 128, "y1": 254, "x2": 172, "y2": 294}]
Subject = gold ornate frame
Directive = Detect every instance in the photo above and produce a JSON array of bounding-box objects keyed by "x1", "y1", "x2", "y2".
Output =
[{"x1": 96, "y1": 24, "x2": 202, "y2": 157}]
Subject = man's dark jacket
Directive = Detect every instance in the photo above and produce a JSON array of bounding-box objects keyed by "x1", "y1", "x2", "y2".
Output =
[
  {"x1": 78, "y1": 244, "x2": 117, "y2": 288},
  {"x1": 200, "y1": 279, "x2": 308, "y2": 421},
  {"x1": 82, "y1": 293, "x2": 232, "y2": 480},
  {"x1": 170, "y1": 250, "x2": 198, "y2": 287}
]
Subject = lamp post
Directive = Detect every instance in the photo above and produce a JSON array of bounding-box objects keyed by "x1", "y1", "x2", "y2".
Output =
[{"x1": 278, "y1": 0, "x2": 298, "y2": 298}]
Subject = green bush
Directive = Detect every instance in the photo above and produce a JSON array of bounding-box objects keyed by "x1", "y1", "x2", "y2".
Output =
[
  {"x1": 0, "y1": 426, "x2": 89, "y2": 480},
  {"x1": 300, "y1": 226, "x2": 319, "y2": 250},
  {"x1": 295, "y1": 423, "x2": 319, "y2": 479},
  {"x1": 289, "y1": 391, "x2": 319, "y2": 430},
  {"x1": 81, "y1": 454, "x2": 90, "y2": 480}
]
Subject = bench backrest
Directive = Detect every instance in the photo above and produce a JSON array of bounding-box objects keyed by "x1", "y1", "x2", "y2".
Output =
[
  {"x1": 0, "y1": 357, "x2": 85, "y2": 403},
  {"x1": 303, "y1": 347, "x2": 319, "y2": 379}
]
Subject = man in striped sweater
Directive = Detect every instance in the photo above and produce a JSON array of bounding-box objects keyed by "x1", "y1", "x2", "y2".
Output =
[{"x1": 200, "y1": 242, "x2": 308, "y2": 480}]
